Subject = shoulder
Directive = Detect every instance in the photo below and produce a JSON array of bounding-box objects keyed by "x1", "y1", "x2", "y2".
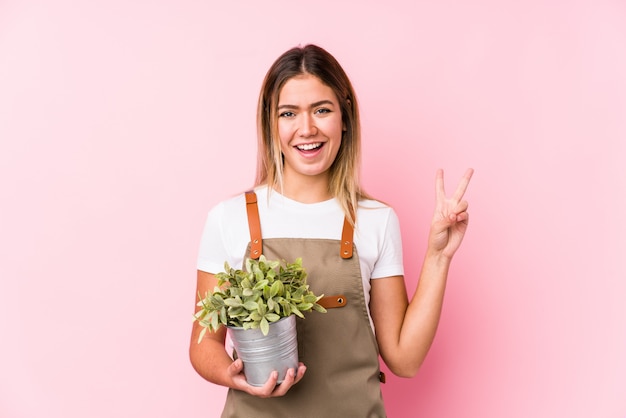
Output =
[
  {"x1": 204, "y1": 189, "x2": 253, "y2": 225},
  {"x1": 358, "y1": 198, "x2": 393, "y2": 211},
  {"x1": 355, "y1": 198, "x2": 402, "y2": 244},
  {"x1": 356, "y1": 198, "x2": 399, "y2": 225},
  {"x1": 212, "y1": 185, "x2": 270, "y2": 212}
]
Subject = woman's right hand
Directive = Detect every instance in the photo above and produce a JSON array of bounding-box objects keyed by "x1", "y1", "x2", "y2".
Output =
[{"x1": 227, "y1": 359, "x2": 307, "y2": 398}]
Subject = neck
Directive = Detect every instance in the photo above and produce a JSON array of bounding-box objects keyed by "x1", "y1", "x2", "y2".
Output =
[{"x1": 280, "y1": 172, "x2": 332, "y2": 203}]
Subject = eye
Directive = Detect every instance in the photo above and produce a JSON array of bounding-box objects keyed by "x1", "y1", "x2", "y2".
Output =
[
  {"x1": 315, "y1": 108, "x2": 331, "y2": 115},
  {"x1": 279, "y1": 111, "x2": 295, "y2": 118}
]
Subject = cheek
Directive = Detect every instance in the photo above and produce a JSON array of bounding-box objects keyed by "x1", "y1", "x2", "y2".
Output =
[
  {"x1": 276, "y1": 122, "x2": 290, "y2": 149},
  {"x1": 330, "y1": 120, "x2": 344, "y2": 144}
]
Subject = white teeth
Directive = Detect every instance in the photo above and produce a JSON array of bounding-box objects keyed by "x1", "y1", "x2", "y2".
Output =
[{"x1": 296, "y1": 143, "x2": 322, "y2": 151}]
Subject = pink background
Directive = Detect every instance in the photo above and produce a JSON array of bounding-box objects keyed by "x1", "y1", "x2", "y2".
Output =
[{"x1": 1, "y1": 1, "x2": 625, "y2": 417}]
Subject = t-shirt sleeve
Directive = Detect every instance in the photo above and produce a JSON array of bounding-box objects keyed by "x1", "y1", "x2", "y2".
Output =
[
  {"x1": 370, "y1": 208, "x2": 405, "y2": 279},
  {"x1": 196, "y1": 202, "x2": 231, "y2": 274}
]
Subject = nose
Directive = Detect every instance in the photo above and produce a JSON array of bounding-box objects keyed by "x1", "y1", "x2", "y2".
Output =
[{"x1": 298, "y1": 113, "x2": 317, "y2": 138}]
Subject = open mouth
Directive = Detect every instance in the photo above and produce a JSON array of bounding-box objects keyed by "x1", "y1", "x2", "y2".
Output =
[{"x1": 296, "y1": 142, "x2": 323, "y2": 151}]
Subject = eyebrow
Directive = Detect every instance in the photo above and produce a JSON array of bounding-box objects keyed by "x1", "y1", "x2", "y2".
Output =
[{"x1": 277, "y1": 100, "x2": 335, "y2": 110}]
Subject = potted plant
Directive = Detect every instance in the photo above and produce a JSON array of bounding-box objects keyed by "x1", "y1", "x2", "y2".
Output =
[{"x1": 193, "y1": 255, "x2": 327, "y2": 386}]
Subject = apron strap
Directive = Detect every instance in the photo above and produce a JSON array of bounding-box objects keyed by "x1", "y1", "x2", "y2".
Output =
[
  {"x1": 340, "y1": 215, "x2": 354, "y2": 259},
  {"x1": 245, "y1": 191, "x2": 262, "y2": 260},
  {"x1": 244, "y1": 191, "x2": 354, "y2": 260}
]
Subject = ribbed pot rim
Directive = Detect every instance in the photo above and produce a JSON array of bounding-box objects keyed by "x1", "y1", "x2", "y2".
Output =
[{"x1": 226, "y1": 315, "x2": 294, "y2": 331}]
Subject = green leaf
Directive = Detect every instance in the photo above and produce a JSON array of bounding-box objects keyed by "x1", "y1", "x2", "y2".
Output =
[
  {"x1": 224, "y1": 297, "x2": 242, "y2": 307},
  {"x1": 228, "y1": 306, "x2": 244, "y2": 316},
  {"x1": 313, "y1": 304, "x2": 327, "y2": 313},
  {"x1": 297, "y1": 302, "x2": 313, "y2": 311},
  {"x1": 303, "y1": 294, "x2": 318, "y2": 303},
  {"x1": 257, "y1": 302, "x2": 267, "y2": 316},
  {"x1": 260, "y1": 317, "x2": 269, "y2": 336},
  {"x1": 291, "y1": 305, "x2": 304, "y2": 318},
  {"x1": 270, "y1": 280, "x2": 283, "y2": 297},
  {"x1": 265, "y1": 313, "x2": 280, "y2": 322},
  {"x1": 228, "y1": 287, "x2": 242, "y2": 297},
  {"x1": 243, "y1": 300, "x2": 259, "y2": 311},
  {"x1": 282, "y1": 302, "x2": 292, "y2": 317},
  {"x1": 193, "y1": 309, "x2": 206, "y2": 321},
  {"x1": 241, "y1": 277, "x2": 253, "y2": 289},
  {"x1": 268, "y1": 259, "x2": 280, "y2": 269},
  {"x1": 253, "y1": 280, "x2": 269, "y2": 291},
  {"x1": 209, "y1": 310, "x2": 219, "y2": 331},
  {"x1": 197, "y1": 327, "x2": 207, "y2": 344}
]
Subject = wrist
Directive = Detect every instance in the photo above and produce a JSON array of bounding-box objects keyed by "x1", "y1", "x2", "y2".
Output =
[{"x1": 424, "y1": 247, "x2": 453, "y2": 267}]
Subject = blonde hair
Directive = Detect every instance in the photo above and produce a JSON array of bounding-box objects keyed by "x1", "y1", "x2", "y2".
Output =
[{"x1": 255, "y1": 44, "x2": 370, "y2": 225}]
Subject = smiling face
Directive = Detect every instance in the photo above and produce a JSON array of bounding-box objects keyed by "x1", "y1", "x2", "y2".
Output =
[{"x1": 277, "y1": 74, "x2": 344, "y2": 186}]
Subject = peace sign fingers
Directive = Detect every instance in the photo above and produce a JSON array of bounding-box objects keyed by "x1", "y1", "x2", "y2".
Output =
[
  {"x1": 430, "y1": 168, "x2": 474, "y2": 258},
  {"x1": 435, "y1": 168, "x2": 474, "y2": 212},
  {"x1": 452, "y1": 168, "x2": 474, "y2": 202}
]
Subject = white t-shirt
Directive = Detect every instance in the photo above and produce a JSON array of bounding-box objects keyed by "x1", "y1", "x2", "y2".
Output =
[{"x1": 197, "y1": 186, "x2": 404, "y2": 307}]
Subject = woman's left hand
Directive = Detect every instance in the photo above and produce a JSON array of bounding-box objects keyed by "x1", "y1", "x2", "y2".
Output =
[{"x1": 427, "y1": 168, "x2": 474, "y2": 260}]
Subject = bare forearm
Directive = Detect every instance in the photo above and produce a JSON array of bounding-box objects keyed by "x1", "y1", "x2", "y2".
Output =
[
  {"x1": 398, "y1": 252, "x2": 451, "y2": 374},
  {"x1": 189, "y1": 330, "x2": 235, "y2": 388},
  {"x1": 375, "y1": 251, "x2": 452, "y2": 378}
]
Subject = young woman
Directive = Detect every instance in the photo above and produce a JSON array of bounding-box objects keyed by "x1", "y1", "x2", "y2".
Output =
[{"x1": 190, "y1": 44, "x2": 473, "y2": 417}]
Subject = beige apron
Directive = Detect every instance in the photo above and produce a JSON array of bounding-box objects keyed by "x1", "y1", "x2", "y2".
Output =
[{"x1": 220, "y1": 192, "x2": 386, "y2": 418}]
